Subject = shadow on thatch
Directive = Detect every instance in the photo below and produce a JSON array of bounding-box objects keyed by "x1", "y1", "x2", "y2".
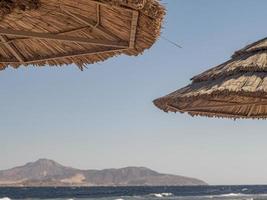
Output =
[
  {"x1": 0, "y1": 0, "x2": 40, "y2": 19},
  {"x1": 154, "y1": 38, "x2": 267, "y2": 119},
  {"x1": 0, "y1": 0, "x2": 165, "y2": 70}
]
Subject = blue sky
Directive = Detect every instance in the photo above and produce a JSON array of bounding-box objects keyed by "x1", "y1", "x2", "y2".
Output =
[{"x1": 1, "y1": 0, "x2": 267, "y2": 185}]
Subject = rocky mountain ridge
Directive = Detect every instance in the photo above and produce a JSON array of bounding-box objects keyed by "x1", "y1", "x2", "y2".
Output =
[{"x1": 0, "y1": 159, "x2": 207, "y2": 187}]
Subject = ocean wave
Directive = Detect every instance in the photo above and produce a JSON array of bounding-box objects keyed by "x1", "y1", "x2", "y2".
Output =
[
  {"x1": 222, "y1": 193, "x2": 241, "y2": 197},
  {"x1": 151, "y1": 193, "x2": 173, "y2": 198},
  {"x1": 218, "y1": 193, "x2": 246, "y2": 197},
  {"x1": 205, "y1": 193, "x2": 253, "y2": 199},
  {"x1": 206, "y1": 193, "x2": 267, "y2": 199},
  {"x1": 0, "y1": 197, "x2": 11, "y2": 200}
]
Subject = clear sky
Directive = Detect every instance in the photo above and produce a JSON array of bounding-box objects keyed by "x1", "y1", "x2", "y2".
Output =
[{"x1": 2, "y1": 0, "x2": 267, "y2": 185}]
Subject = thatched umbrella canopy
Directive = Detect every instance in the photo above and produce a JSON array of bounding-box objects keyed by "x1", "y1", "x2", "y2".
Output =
[
  {"x1": 154, "y1": 38, "x2": 267, "y2": 119},
  {"x1": 0, "y1": 0, "x2": 165, "y2": 70}
]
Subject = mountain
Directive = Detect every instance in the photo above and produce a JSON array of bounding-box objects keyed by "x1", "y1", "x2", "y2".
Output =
[{"x1": 0, "y1": 159, "x2": 207, "y2": 187}]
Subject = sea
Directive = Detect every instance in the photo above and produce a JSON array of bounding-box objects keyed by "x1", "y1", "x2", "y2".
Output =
[{"x1": 1, "y1": 185, "x2": 267, "y2": 200}]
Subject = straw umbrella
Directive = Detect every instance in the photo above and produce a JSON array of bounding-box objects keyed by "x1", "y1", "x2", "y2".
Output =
[
  {"x1": 0, "y1": 0, "x2": 165, "y2": 70},
  {"x1": 154, "y1": 38, "x2": 267, "y2": 119}
]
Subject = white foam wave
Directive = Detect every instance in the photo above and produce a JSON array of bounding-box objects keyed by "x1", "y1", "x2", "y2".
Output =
[
  {"x1": 0, "y1": 197, "x2": 11, "y2": 200},
  {"x1": 219, "y1": 193, "x2": 245, "y2": 197},
  {"x1": 114, "y1": 199, "x2": 124, "y2": 200},
  {"x1": 151, "y1": 193, "x2": 173, "y2": 198},
  {"x1": 206, "y1": 193, "x2": 252, "y2": 199}
]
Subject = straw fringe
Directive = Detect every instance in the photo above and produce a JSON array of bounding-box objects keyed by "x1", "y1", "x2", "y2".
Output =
[
  {"x1": 99, "y1": 0, "x2": 145, "y2": 10},
  {"x1": 232, "y1": 37, "x2": 267, "y2": 58},
  {"x1": 188, "y1": 111, "x2": 267, "y2": 120},
  {"x1": 154, "y1": 72, "x2": 267, "y2": 119},
  {"x1": 192, "y1": 52, "x2": 267, "y2": 83},
  {"x1": 155, "y1": 72, "x2": 267, "y2": 102},
  {"x1": 193, "y1": 39, "x2": 267, "y2": 82},
  {"x1": 98, "y1": 0, "x2": 165, "y2": 17}
]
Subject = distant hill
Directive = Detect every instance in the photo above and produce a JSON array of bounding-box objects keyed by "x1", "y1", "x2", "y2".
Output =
[{"x1": 0, "y1": 159, "x2": 207, "y2": 187}]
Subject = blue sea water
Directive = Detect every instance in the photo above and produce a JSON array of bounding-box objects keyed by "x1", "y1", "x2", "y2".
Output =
[{"x1": 1, "y1": 186, "x2": 267, "y2": 200}]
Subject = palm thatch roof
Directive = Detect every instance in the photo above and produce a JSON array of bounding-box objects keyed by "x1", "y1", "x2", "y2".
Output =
[
  {"x1": 154, "y1": 38, "x2": 267, "y2": 119},
  {"x1": 0, "y1": 0, "x2": 165, "y2": 70}
]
